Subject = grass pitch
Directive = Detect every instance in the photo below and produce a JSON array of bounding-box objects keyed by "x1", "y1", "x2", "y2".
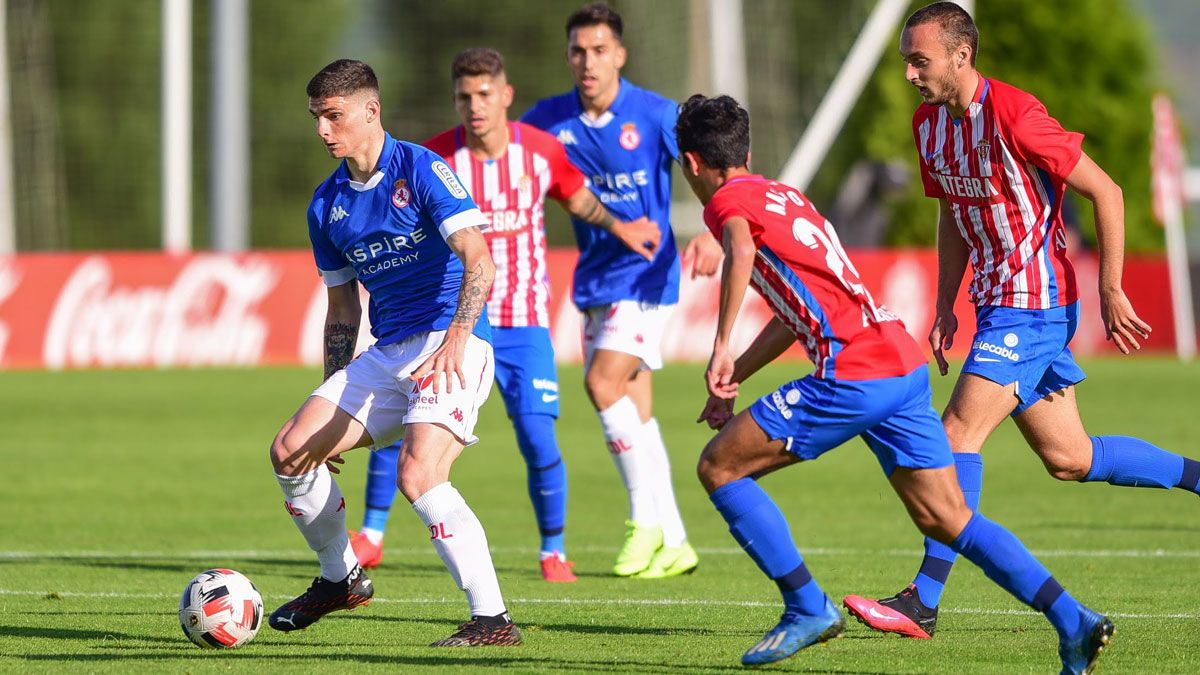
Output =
[{"x1": 1, "y1": 358, "x2": 1197, "y2": 673}]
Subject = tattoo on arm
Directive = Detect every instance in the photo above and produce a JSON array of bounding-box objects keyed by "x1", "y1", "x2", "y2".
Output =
[
  {"x1": 573, "y1": 191, "x2": 616, "y2": 230},
  {"x1": 324, "y1": 322, "x2": 357, "y2": 380},
  {"x1": 445, "y1": 227, "x2": 494, "y2": 329},
  {"x1": 451, "y1": 261, "x2": 489, "y2": 328}
]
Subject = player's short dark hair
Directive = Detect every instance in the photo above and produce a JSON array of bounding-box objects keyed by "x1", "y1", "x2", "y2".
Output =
[
  {"x1": 307, "y1": 59, "x2": 379, "y2": 99},
  {"x1": 566, "y1": 2, "x2": 623, "y2": 42},
  {"x1": 451, "y1": 48, "x2": 506, "y2": 81},
  {"x1": 904, "y1": 2, "x2": 979, "y2": 66},
  {"x1": 675, "y1": 94, "x2": 750, "y2": 170}
]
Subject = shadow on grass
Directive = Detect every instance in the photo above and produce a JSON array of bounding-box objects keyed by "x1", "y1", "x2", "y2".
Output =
[
  {"x1": 0, "y1": 625, "x2": 180, "y2": 645},
  {"x1": 14, "y1": 650, "x2": 898, "y2": 673},
  {"x1": 341, "y1": 612, "x2": 745, "y2": 637}
]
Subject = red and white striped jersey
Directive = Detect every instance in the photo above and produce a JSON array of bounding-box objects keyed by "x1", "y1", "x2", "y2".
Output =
[
  {"x1": 914, "y1": 77, "x2": 1083, "y2": 309},
  {"x1": 703, "y1": 175, "x2": 926, "y2": 380},
  {"x1": 424, "y1": 122, "x2": 585, "y2": 327}
]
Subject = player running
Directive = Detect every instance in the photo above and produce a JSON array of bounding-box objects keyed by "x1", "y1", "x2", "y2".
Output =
[
  {"x1": 522, "y1": 2, "x2": 723, "y2": 579},
  {"x1": 348, "y1": 47, "x2": 661, "y2": 583},
  {"x1": 267, "y1": 59, "x2": 520, "y2": 647},
  {"x1": 843, "y1": 2, "x2": 1200, "y2": 642},
  {"x1": 679, "y1": 93, "x2": 1112, "y2": 673}
]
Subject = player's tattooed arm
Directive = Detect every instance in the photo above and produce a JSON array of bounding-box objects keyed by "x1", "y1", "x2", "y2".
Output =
[
  {"x1": 447, "y1": 226, "x2": 495, "y2": 329},
  {"x1": 564, "y1": 187, "x2": 616, "y2": 230},
  {"x1": 561, "y1": 187, "x2": 661, "y2": 261},
  {"x1": 322, "y1": 280, "x2": 361, "y2": 381}
]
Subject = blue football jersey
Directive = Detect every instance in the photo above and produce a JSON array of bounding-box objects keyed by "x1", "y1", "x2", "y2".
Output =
[
  {"x1": 522, "y1": 79, "x2": 680, "y2": 309},
  {"x1": 307, "y1": 133, "x2": 491, "y2": 345}
]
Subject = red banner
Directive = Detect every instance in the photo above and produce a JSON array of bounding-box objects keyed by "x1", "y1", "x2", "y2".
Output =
[{"x1": 0, "y1": 249, "x2": 1187, "y2": 370}]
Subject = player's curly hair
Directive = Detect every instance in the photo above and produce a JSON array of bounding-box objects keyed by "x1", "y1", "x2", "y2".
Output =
[
  {"x1": 307, "y1": 59, "x2": 379, "y2": 100},
  {"x1": 566, "y1": 3, "x2": 623, "y2": 42},
  {"x1": 452, "y1": 48, "x2": 506, "y2": 81},
  {"x1": 675, "y1": 94, "x2": 750, "y2": 170},
  {"x1": 905, "y1": 2, "x2": 979, "y2": 66}
]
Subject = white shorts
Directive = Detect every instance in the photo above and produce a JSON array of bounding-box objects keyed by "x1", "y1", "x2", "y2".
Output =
[
  {"x1": 582, "y1": 300, "x2": 675, "y2": 371},
  {"x1": 312, "y1": 330, "x2": 494, "y2": 448}
]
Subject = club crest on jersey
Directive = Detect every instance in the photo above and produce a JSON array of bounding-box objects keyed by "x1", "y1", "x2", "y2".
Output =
[
  {"x1": 391, "y1": 179, "x2": 411, "y2": 208},
  {"x1": 517, "y1": 174, "x2": 532, "y2": 195},
  {"x1": 618, "y1": 123, "x2": 640, "y2": 150},
  {"x1": 975, "y1": 139, "x2": 991, "y2": 164}
]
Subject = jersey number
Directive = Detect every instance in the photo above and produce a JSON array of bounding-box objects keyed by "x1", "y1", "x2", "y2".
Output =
[{"x1": 790, "y1": 215, "x2": 891, "y2": 327}]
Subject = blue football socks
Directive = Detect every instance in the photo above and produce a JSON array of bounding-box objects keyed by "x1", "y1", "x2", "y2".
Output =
[
  {"x1": 362, "y1": 442, "x2": 402, "y2": 533},
  {"x1": 514, "y1": 413, "x2": 568, "y2": 554},
  {"x1": 951, "y1": 512, "x2": 1083, "y2": 639},
  {"x1": 710, "y1": 478, "x2": 827, "y2": 616},
  {"x1": 910, "y1": 452, "x2": 982, "y2": 607},
  {"x1": 1085, "y1": 435, "x2": 1200, "y2": 493}
]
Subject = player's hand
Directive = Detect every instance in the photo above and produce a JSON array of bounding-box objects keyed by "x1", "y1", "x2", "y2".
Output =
[
  {"x1": 325, "y1": 454, "x2": 346, "y2": 475},
  {"x1": 684, "y1": 231, "x2": 723, "y2": 278},
  {"x1": 696, "y1": 394, "x2": 735, "y2": 430},
  {"x1": 1100, "y1": 287, "x2": 1152, "y2": 354},
  {"x1": 928, "y1": 310, "x2": 958, "y2": 376},
  {"x1": 411, "y1": 327, "x2": 469, "y2": 394},
  {"x1": 705, "y1": 346, "x2": 738, "y2": 399},
  {"x1": 611, "y1": 217, "x2": 661, "y2": 261}
]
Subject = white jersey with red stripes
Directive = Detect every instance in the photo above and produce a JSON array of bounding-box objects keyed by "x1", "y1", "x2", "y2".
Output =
[
  {"x1": 424, "y1": 122, "x2": 585, "y2": 327},
  {"x1": 914, "y1": 76, "x2": 1083, "y2": 309}
]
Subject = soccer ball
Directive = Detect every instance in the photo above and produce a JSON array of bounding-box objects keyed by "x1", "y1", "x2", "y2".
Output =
[{"x1": 178, "y1": 568, "x2": 263, "y2": 648}]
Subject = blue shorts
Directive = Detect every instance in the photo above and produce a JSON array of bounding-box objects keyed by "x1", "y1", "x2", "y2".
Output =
[
  {"x1": 493, "y1": 326, "x2": 560, "y2": 418},
  {"x1": 748, "y1": 365, "x2": 953, "y2": 477},
  {"x1": 961, "y1": 302, "x2": 1087, "y2": 415}
]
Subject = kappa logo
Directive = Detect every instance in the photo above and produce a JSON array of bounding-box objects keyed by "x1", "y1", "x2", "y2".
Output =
[
  {"x1": 392, "y1": 178, "x2": 411, "y2": 208},
  {"x1": 431, "y1": 161, "x2": 468, "y2": 199},
  {"x1": 450, "y1": 408, "x2": 464, "y2": 423},
  {"x1": 284, "y1": 501, "x2": 304, "y2": 517},
  {"x1": 557, "y1": 129, "x2": 578, "y2": 145},
  {"x1": 328, "y1": 205, "x2": 350, "y2": 223},
  {"x1": 618, "y1": 122, "x2": 640, "y2": 150}
]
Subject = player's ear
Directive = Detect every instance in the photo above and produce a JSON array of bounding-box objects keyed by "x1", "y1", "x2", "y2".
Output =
[
  {"x1": 502, "y1": 84, "x2": 514, "y2": 109},
  {"x1": 614, "y1": 44, "x2": 627, "y2": 70},
  {"x1": 364, "y1": 97, "x2": 381, "y2": 124},
  {"x1": 682, "y1": 151, "x2": 700, "y2": 176}
]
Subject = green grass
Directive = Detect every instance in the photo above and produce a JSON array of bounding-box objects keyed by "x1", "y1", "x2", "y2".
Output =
[{"x1": 1, "y1": 359, "x2": 1197, "y2": 673}]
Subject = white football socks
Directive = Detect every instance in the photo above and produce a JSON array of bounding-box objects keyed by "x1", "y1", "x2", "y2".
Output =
[
  {"x1": 598, "y1": 396, "x2": 657, "y2": 526},
  {"x1": 276, "y1": 465, "x2": 357, "y2": 581},
  {"x1": 412, "y1": 482, "x2": 506, "y2": 617},
  {"x1": 642, "y1": 417, "x2": 688, "y2": 547}
]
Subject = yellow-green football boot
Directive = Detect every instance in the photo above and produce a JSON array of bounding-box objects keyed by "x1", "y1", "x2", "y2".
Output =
[
  {"x1": 613, "y1": 521, "x2": 662, "y2": 576},
  {"x1": 633, "y1": 542, "x2": 699, "y2": 579}
]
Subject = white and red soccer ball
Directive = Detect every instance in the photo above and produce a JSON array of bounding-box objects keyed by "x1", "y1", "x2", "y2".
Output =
[{"x1": 179, "y1": 568, "x2": 263, "y2": 648}]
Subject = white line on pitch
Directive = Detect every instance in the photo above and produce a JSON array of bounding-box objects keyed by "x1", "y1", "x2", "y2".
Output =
[
  {"x1": 3, "y1": 546, "x2": 1200, "y2": 559},
  {"x1": 0, "y1": 589, "x2": 1193, "y2": 620}
]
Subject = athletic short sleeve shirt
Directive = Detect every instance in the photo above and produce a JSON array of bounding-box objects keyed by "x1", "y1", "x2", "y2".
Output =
[
  {"x1": 424, "y1": 122, "x2": 586, "y2": 328},
  {"x1": 913, "y1": 77, "x2": 1083, "y2": 309},
  {"x1": 703, "y1": 175, "x2": 926, "y2": 380},
  {"x1": 522, "y1": 79, "x2": 681, "y2": 309},
  {"x1": 307, "y1": 133, "x2": 491, "y2": 344}
]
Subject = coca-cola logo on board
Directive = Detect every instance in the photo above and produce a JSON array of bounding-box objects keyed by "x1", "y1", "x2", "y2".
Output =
[{"x1": 43, "y1": 256, "x2": 278, "y2": 368}]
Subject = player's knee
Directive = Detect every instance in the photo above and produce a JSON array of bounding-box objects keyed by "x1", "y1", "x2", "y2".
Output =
[
  {"x1": 696, "y1": 441, "x2": 738, "y2": 493},
  {"x1": 270, "y1": 425, "x2": 301, "y2": 474},
  {"x1": 584, "y1": 368, "x2": 621, "y2": 410},
  {"x1": 1040, "y1": 447, "x2": 1090, "y2": 481},
  {"x1": 941, "y1": 413, "x2": 982, "y2": 454}
]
